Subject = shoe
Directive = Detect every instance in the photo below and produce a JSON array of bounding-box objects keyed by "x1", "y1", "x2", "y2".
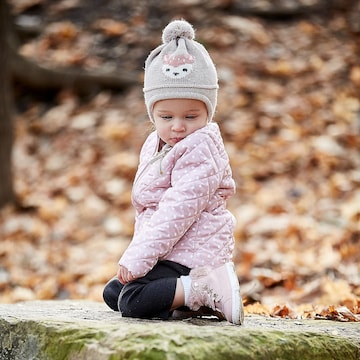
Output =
[{"x1": 186, "y1": 262, "x2": 244, "y2": 325}]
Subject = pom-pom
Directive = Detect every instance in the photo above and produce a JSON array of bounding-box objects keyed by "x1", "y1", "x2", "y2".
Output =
[{"x1": 162, "y1": 20, "x2": 195, "y2": 44}]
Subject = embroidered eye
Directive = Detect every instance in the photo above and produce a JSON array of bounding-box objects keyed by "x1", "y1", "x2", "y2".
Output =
[{"x1": 183, "y1": 68, "x2": 188, "y2": 72}]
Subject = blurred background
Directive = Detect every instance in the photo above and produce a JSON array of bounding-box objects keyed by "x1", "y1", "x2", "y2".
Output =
[{"x1": 0, "y1": 0, "x2": 359, "y2": 319}]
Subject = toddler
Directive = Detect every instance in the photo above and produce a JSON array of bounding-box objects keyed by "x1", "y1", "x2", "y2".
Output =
[{"x1": 103, "y1": 19, "x2": 244, "y2": 325}]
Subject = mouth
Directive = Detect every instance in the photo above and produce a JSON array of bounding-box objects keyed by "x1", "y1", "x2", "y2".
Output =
[{"x1": 171, "y1": 137, "x2": 184, "y2": 143}]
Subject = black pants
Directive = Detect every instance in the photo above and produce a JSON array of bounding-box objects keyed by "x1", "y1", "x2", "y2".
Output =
[{"x1": 103, "y1": 260, "x2": 190, "y2": 319}]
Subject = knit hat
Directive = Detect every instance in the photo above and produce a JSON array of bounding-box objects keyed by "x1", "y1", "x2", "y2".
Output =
[{"x1": 143, "y1": 20, "x2": 219, "y2": 123}]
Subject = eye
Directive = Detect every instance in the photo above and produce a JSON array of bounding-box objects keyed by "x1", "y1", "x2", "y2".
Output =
[
  {"x1": 165, "y1": 68, "x2": 170, "y2": 72},
  {"x1": 182, "y1": 68, "x2": 188, "y2": 72},
  {"x1": 161, "y1": 115, "x2": 172, "y2": 120}
]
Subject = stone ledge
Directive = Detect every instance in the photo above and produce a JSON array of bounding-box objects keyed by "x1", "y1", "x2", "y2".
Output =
[{"x1": 0, "y1": 300, "x2": 359, "y2": 360}]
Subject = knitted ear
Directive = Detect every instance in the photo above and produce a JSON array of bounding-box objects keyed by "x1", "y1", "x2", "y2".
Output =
[{"x1": 162, "y1": 20, "x2": 195, "y2": 44}]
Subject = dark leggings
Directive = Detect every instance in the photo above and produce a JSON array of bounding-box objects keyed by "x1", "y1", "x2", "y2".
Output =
[{"x1": 103, "y1": 260, "x2": 190, "y2": 319}]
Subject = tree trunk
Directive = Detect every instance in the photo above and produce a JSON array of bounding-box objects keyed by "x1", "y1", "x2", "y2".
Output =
[{"x1": 0, "y1": 0, "x2": 15, "y2": 207}]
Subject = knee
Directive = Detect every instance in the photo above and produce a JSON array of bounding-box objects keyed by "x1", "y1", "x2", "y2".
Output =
[
  {"x1": 103, "y1": 277, "x2": 123, "y2": 311},
  {"x1": 118, "y1": 286, "x2": 144, "y2": 318}
]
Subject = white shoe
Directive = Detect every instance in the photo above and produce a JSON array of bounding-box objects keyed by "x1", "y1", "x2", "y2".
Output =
[{"x1": 186, "y1": 262, "x2": 244, "y2": 325}]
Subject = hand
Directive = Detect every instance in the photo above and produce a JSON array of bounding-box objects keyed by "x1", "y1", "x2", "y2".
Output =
[{"x1": 117, "y1": 265, "x2": 136, "y2": 284}]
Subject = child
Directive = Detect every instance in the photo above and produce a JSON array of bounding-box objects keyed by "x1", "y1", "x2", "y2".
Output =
[{"x1": 103, "y1": 19, "x2": 244, "y2": 325}]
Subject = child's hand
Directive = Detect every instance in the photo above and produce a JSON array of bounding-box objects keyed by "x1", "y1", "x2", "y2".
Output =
[{"x1": 117, "y1": 265, "x2": 135, "y2": 284}]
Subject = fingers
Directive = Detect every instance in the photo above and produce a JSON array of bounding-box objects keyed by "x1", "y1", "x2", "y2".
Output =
[
  {"x1": 116, "y1": 267, "x2": 123, "y2": 283},
  {"x1": 117, "y1": 267, "x2": 126, "y2": 284},
  {"x1": 117, "y1": 266, "x2": 135, "y2": 284}
]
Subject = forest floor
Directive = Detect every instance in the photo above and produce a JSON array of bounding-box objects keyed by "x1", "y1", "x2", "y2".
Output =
[{"x1": 1, "y1": 0, "x2": 359, "y2": 322}]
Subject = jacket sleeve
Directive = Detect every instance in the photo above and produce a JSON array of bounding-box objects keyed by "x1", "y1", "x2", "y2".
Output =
[{"x1": 119, "y1": 134, "x2": 231, "y2": 277}]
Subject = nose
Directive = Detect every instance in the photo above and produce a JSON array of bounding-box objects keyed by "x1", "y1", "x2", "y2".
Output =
[{"x1": 171, "y1": 118, "x2": 185, "y2": 132}]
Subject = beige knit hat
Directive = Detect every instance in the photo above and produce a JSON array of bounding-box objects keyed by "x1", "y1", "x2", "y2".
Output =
[{"x1": 143, "y1": 20, "x2": 219, "y2": 123}]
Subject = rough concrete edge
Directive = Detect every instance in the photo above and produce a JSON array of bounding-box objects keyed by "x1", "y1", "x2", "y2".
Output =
[{"x1": 0, "y1": 301, "x2": 360, "y2": 360}]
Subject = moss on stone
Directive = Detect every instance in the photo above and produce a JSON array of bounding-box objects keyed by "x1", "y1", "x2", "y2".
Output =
[{"x1": 101, "y1": 326, "x2": 359, "y2": 360}]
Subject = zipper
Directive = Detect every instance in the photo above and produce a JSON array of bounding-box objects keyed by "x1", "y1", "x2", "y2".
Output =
[{"x1": 158, "y1": 144, "x2": 172, "y2": 174}]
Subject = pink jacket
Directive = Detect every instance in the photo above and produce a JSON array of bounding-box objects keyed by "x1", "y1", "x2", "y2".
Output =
[{"x1": 119, "y1": 122, "x2": 236, "y2": 277}]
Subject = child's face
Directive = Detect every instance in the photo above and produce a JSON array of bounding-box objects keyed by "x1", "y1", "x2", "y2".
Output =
[{"x1": 153, "y1": 99, "x2": 208, "y2": 147}]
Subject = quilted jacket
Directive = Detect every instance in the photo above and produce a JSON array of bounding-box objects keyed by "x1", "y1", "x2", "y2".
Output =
[{"x1": 119, "y1": 122, "x2": 236, "y2": 277}]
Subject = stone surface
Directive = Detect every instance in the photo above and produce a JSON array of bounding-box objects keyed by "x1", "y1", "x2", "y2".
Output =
[{"x1": 0, "y1": 300, "x2": 359, "y2": 360}]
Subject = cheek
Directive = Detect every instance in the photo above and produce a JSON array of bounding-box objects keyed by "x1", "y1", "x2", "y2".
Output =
[
  {"x1": 156, "y1": 124, "x2": 169, "y2": 137},
  {"x1": 191, "y1": 119, "x2": 207, "y2": 131}
]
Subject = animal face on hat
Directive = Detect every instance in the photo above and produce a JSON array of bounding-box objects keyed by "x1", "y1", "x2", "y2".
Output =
[
  {"x1": 143, "y1": 20, "x2": 219, "y2": 123},
  {"x1": 162, "y1": 39, "x2": 195, "y2": 79}
]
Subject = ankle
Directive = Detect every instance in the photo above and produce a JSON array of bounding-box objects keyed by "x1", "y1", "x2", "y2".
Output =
[
  {"x1": 171, "y1": 278, "x2": 186, "y2": 311},
  {"x1": 180, "y1": 275, "x2": 191, "y2": 303}
]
